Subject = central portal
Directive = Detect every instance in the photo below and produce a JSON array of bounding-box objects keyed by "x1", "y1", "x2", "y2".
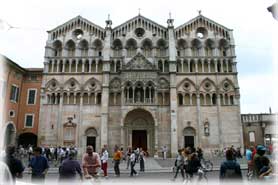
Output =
[
  {"x1": 132, "y1": 130, "x2": 147, "y2": 151},
  {"x1": 123, "y1": 108, "x2": 155, "y2": 155}
]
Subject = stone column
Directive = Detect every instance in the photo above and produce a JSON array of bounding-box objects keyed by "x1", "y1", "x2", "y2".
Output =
[
  {"x1": 195, "y1": 59, "x2": 198, "y2": 72},
  {"x1": 74, "y1": 94, "x2": 76, "y2": 104},
  {"x1": 67, "y1": 93, "x2": 70, "y2": 104},
  {"x1": 220, "y1": 59, "x2": 224, "y2": 73},
  {"x1": 62, "y1": 59, "x2": 66, "y2": 73},
  {"x1": 96, "y1": 60, "x2": 99, "y2": 73},
  {"x1": 214, "y1": 60, "x2": 218, "y2": 73},
  {"x1": 143, "y1": 87, "x2": 146, "y2": 103},
  {"x1": 196, "y1": 93, "x2": 202, "y2": 147},
  {"x1": 167, "y1": 17, "x2": 178, "y2": 157},
  {"x1": 56, "y1": 61, "x2": 60, "y2": 73},
  {"x1": 162, "y1": 60, "x2": 165, "y2": 72},
  {"x1": 89, "y1": 59, "x2": 92, "y2": 73},
  {"x1": 201, "y1": 59, "x2": 204, "y2": 72},
  {"x1": 208, "y1": 60, "x2": 211, "y2": 73},
  {"x1": 69, "y1": 59, "x2": 72, "y2": 73},
  {"x1": 132, "y1": 87, "x2": 135, "y2": 103},
  {"x1": 181, "y1": 60, "x2": 184, "y2": 72},
  {"x1": 43, "y1": 60, "x2": 49, "y2": 73},
  {"x1": 75, "y1": 60, "x2": 78, "y2": 73},
  {"x1": 58, "y1": 92, "x2": 63, "y2": 146},
  {"x1": 51, "y1": 61, "x2": 55, "y2": 73},
  {"x1": 225, "y1": 60, "x2": 229, "y2": 72},
  {"x1": 78, "y1": 93, "x2": 83, "y2": 149},
  {"x1": 82, "y1": 59, "x2": 85, "y2": 73},
  {"x1": 114, "y1": 60, "x2": 117, "y2": 72},
  {"x1": 216, "y1": 93, "x2": 223, "y2": 148},
  {"x1": 188, "y1": 60, "x2": 190, "y2": 73}
]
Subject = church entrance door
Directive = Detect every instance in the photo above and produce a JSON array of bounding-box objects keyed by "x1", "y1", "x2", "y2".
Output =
[{"x1": 132, "y1": 130, "x2": 147, "y2": 151}]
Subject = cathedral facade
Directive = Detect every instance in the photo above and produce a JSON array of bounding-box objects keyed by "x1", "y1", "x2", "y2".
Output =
[{"x1": 38, "y1": 13, "x2": 243, "y2": 156}]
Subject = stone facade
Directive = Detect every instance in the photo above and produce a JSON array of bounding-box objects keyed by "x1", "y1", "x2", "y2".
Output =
[
  {"x1": 38, "y1": 14, "x2": 243, "y2": 156},
  {"x1": 241, "y1": 113, "x2": 277, "y2": 149}
]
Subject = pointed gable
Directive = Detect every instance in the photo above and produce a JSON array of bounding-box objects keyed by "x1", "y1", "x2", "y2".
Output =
[
  {"x1": 124, "y1": 53, "x2": 155, "y2": 70},
  {"x1": 112, "y1": 15, "x2": 167, "y2": 39},
  {"x1": 175, "y1": 14, "x2": 232, "y2": 40},
  {"x1": 48, "y1": 15, "x2": 105, "y2": 40}
]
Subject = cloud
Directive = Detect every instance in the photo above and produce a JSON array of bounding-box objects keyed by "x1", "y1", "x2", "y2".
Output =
[{"x1": 239, "y1": 72, "x2": 278, "y2": 113}]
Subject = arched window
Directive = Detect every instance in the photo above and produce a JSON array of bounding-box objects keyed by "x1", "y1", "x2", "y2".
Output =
[
  {"x1": 157, "y1": 39, "x2": 167, "y2": 57},
  {"x1": 191, "y1": 39, "x2": 201, "y2": 57},
  {"x1": 126, "y1": 38, "x2": 137, "y2": 57},
  {"x1": 178, "y1": 93, "x2": 183, "y2": 106},
  {"x1": 93, "y1": 39, "x2": 103, "y2": 57},
  {"x1": 113, "y1": 39, "x2": 123, "y2": 57},
  {"x1": 52, "y1": 40, "x2": 62, "y2": 57},
  {"x1": 142, "y1": 39, "x2": 152, "y2": 57},
  {"x1": 177, "y1": 39, "x2": 187, "y2": 57},
  {"x1": 65, "y1": 40, "x2": 75, "y2": 57},
  {"x1": 79, "y1": 40, "x2": 89, "y2": 56}
]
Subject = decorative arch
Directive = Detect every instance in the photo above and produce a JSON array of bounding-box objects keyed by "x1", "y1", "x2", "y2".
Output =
[
  {"x1": 45, "y1": 78, "x2": 60, "y2": 92},
  {"x1": 64, "y1": 77, "x2": 81, "y2": 91},
  {"x1": 92, "y1": 39, "x2": 103, "y2": 49},
  {"x1": 176, "y1": 78, "x2": 197, "y2": 91},
  {"x1": 200, "y1": 78, "x2": 217, "y2": 90}
]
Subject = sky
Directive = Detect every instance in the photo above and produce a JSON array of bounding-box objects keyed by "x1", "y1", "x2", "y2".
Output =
[{"x1": 0, "y1": 0, "x2": 277, "y2": 114}]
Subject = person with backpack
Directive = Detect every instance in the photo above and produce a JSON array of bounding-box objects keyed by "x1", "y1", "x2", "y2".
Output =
[
  {"x1": 219, "y1": 149, "x2": 242, "y2": 182},
  {"x1": 253, "y1": 145, "x2": 267, "y2": 179}
]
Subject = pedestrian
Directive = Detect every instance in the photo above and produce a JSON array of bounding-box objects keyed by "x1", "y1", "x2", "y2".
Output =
[
  {"x1": 246, "y1": 146, "x2": 254, "y2": 176},
  {"x1": 28, "y1": 147, "x2": 49, "y2": 183},
  {"x1": 130, "y1": 150, "x2": 138, "y2": 177},
  {"x1": 59, "y1": 151, "x2": 83, "y2": 182},
  {"x1": 162, "y1": 145, "x2": 168, "y2": 160},
  {"x1": 173, "y1": 149, "x2": 185, "y2": 181},
  {"x1": 196, "y1": 147, "x2": 203, "y2": 161},
  {"x1": 28, "y1": 145, "x2": 33, "y2": 162},
  {"x1": 126, "y1": 147, "x2": 131, "y2": 169},
  {"x1": 258, "y1": 156, "x2": 272, "y2": 179},
  {"x1": 219, "y1": 149, "x2": 242, "y2": 182},
  {"x1": 253, "y1": 145, "x2": 267, "y2": 179},
  {"x1": 186, "y1": 153, "x2": 201, "y2": 178},
  {"x1": 113, "y1": 145, "x2": 122, "y2": 177},
  {"x1": 4, "y1": 145, "x2": 25, "y2": 183},
  {"x1": 135, "y1": 147, "x2": 140, "y2": 162},
  {"x1": 100, "y1": 147, "x2": 109, "y2": 178},
  {"x1": 139, "y1": 148, "x2": 145, "y2": 172},
  {"x1": 82, "y1": 145, "x2": 101, "y2": 179}
]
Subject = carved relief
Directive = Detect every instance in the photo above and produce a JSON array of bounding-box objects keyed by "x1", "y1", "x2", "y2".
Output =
[{"x1": 124, "y1": 53, "x2": 154, "y2": 70}]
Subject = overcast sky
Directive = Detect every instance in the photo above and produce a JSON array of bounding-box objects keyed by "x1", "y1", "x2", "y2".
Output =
[{"x1": 0, "y1": 0, "x2": 277, "y2": 114}]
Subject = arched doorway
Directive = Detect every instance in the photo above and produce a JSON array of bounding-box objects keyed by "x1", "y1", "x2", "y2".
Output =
[
  {"x1": 85, "y1": 128, "x2": 98, "y2": 151},
  {"x1": 4, "y1": 123, "x2": 16, "y2": 147},
  {"x1": 183, "y1": 127, "x2": 196, "y2": 148},
  {"x1": 124, "y1": 109, "x2": 155, "y2": 155},
  {"x1": 18, "y1": 133, "x2": 37, "y2": 147}
]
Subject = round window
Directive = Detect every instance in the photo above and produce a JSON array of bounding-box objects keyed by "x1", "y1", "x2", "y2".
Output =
[
  {"x1": 183, "y1": 82, "x2": 191, "y2": 91},
  {"x1": 70, "y1": 81, "x2": 75, "y2": 87},
  {"x1": 135, "y1": 28, "x2": 145, "y2": 38},
  {"x1": 223, "y1": 82, "x2": 230, "y2": 91}
]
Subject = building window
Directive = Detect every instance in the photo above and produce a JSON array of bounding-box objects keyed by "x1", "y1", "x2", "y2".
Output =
[
  {"x1": 29, "y1": 75, "x2": 37, "y2": 81},
  {"x1": 64, "y1": 127, "x2": 75, "y2": 141},
  {"x1": 27, "y1": 89, "x2": 37, "y2": 105},
  {"x1": 25, "y1": 114, "x2": 34, "y2": 128},
  {"x1": 10, "y1": 85, "x2": 19, "y2": 102},
  {"x1": 9, "y1": 110, "x2": 15, "y2": 118},
  {"x1": 249, "y1": 131, "x2": 255, "y2": 143}
]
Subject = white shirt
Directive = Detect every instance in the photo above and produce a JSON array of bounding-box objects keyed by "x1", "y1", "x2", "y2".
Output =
[
  {"x1": 130, "y1": 153, "x2": 136, "y2": 162},
  {"x1": 101, "y1": 150, "x2": 109, "y2": 163}
]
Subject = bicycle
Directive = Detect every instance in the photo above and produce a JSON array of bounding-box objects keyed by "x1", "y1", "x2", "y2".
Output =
[{"x1": 200, "y1": 158, "x2": 213, "y2": 171}]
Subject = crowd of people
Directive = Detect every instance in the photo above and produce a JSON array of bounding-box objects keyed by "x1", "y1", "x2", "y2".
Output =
[{"x1": 2, "y1": 143, "x2": 274, "y2": 183}]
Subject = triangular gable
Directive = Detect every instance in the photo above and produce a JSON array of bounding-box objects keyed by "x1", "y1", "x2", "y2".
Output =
[
  {"x1": 48, "y1": 15, "x2": 104, "y2": 32},
  {"x1": 176, "y1": 14, "x2": 232, "y2": 31},
  {"x1": 112, "y1": 14, "x2": 167, "y2": 34},
  {"x1": 48, "y1": 15, "x2": 105, "y2": 40},
  {"x1": 124, "y1": 53, "x2": 155, "y2": 70}
]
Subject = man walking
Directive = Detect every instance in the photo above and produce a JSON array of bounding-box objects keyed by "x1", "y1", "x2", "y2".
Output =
[
  {"x1": 173, "y1": 149, "x2": 185, "y2": 181},
  {"x1": 59, "y1": 151, "x2": 83, "y2": 182},
  {"x1": 100, "y1": 147, "x2": 109, "y2": 178},
  {"x1": 28, "y1": 147, "x2": 49, "y2": 183},
  {"x1": 113, "y1": 145, "x2": 122, "y2": 177},
  {"x1": 130, "y1": 150, "x2": 138, "y2": 177},
  {"x1": 82, "y1": 145, "x2": 101, "y2": 179}
]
